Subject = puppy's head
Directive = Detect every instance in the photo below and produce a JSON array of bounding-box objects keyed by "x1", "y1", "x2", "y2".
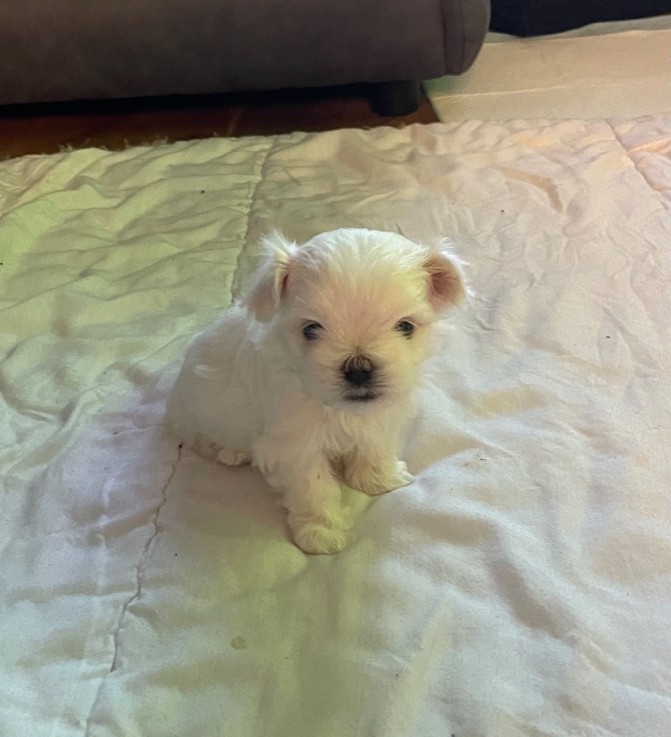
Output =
[{"x1": 246, "y1": 228, "x2": 466, "y2": 408}]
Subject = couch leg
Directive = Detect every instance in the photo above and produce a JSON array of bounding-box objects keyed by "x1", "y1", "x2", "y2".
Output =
[{"x1": 369, "y1": 81, "x2": 421, "y2": 116}]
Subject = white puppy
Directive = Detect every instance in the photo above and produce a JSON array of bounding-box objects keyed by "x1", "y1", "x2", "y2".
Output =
[{"x1": 167, "y1": 228, "x2": 465, "y2": 554}]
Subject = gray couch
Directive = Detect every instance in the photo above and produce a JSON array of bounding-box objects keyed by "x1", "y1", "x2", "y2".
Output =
[{"x1": 0, "y1": 0, "x2": 489, "y2": 115}]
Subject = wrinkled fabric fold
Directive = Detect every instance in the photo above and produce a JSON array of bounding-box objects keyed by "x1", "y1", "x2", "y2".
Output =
[{"x1": 1, "y1": 117, "x2": 669, "y2": 737}]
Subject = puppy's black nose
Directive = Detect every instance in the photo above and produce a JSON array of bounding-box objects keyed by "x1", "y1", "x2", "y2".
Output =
[
  {"x1": 344, "y1": 367, "x2": 373, "y2": 387},
  {"x1": 342, "y1": 356, "x2": 375, "y2": 387}
]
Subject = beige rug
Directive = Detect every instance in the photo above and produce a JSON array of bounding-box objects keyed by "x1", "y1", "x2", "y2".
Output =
[{"x1": 425, "y1": 17, "x2": 671, "y2": 121}]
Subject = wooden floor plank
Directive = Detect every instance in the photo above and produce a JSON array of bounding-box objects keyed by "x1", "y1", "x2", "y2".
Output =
[{"x1": 0, "y1": 85, "x2": 438, "y2": 159}]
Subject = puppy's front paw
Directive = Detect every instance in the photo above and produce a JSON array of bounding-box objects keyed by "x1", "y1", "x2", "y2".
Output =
[
  {"x1": 291, "y1": 522, "x2": 348, "y2": 555},
  {"x1": 216, "y1": 447, "x2": 252, "y2": 466},
  {"x1": 346, "y1": 459, "x2": 414, "y2": 496}
]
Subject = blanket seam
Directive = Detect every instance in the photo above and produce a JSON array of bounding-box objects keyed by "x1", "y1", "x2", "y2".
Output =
[
  {"x1": 230, "y1": 136, "x2": 283, "y2": 303},
  {"x1": 605, "y1": 116, "x2": 670, "y2": 209},
  {"x1": 82, "y1": 442, "x2": 182, "y2": 736}
]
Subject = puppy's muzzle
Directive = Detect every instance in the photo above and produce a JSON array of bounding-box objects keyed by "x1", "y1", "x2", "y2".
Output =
[
  {"x1": 341, "y1": 356, "x2": 381, "y2": 402},
  {"x1": 342, "y1": 355, "x2": 374, "y2": 387}
]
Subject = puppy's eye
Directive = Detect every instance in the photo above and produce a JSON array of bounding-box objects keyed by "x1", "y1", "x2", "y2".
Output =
[
  {"x1": 395, "y1": 320, "x2": 415, "y2": 338},
  {"x1": 302, "y1": 322, "x2": 323, "y2": 341}
]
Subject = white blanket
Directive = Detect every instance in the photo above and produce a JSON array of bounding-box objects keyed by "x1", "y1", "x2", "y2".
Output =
[{"x1": 1, "y1": 117, "x2": 669, "y2": 737}]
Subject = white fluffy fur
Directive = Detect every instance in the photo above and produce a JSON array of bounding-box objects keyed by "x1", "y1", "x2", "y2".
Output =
[{"x1": 166, "y1": 228, "x2": 466, "y2": 554}]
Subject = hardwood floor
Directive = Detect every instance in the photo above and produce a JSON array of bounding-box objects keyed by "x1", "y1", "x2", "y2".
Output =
[{"x1": 0, "y1": 85, "x2": 438, "y2": 160}]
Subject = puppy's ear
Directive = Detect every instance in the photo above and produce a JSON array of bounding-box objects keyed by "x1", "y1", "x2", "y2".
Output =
[
  {"x1": 424, "y1": 240, "x2": 467, "y2": 311},
  {"x1": 246, "y1": 231, "x2": 298, "y2": 322}
]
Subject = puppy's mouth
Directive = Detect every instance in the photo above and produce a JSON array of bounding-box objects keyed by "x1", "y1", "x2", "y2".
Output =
[{"x1": 342, "y1": 389, "x2": 382, "y2": 403}]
